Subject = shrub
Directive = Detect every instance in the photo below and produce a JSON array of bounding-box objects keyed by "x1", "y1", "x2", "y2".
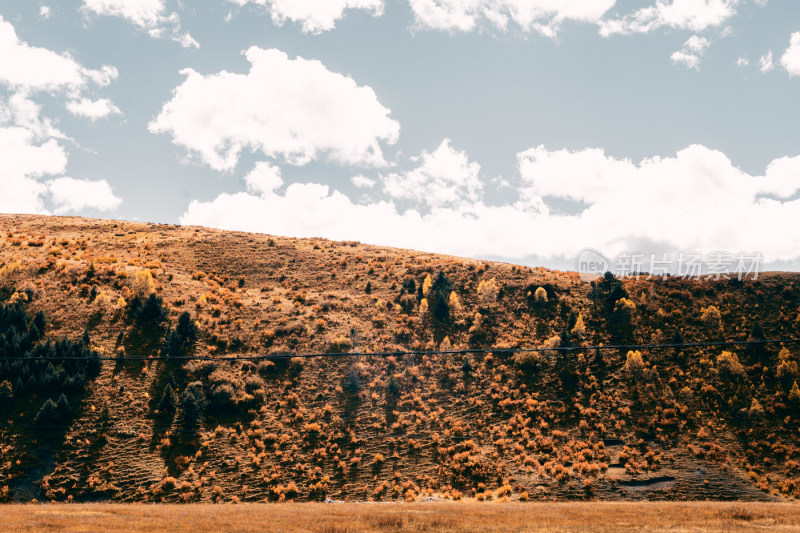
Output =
[
  {"x1": 329, "y1": 335, "x2": 352, "y2": 353},
  {"x1": 244, "y1": 375, "x2": 265, "y2": 392},
  {"x1": 0, "y1": 380, "x2": 12, "y2": 402},
  {"x1": 209, "y1": 383, "x2": 237, "y2": 412},
  {"x1": 534, "y1": 287, "x2": 548, "y2": 305},
  {"x1": 748, "y1": 399, "x2": 764, "y2": 420},
  {"x1": 514, "y1": 351, "x2": 542, "y2": 370}
]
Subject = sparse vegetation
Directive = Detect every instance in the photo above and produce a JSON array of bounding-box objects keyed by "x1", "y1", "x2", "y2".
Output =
[{"x1": 0, "y1": 215, "x2": 799, "y2": 506}]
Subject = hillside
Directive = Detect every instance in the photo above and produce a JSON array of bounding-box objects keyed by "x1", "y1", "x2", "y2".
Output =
[{"x1": 1, "y1": 214, "x2": 799, "y2": 503}]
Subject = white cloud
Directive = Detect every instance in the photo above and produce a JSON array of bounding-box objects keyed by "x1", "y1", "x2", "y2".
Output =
[
  {"x1": 0, "y1": 16, "x2": 117, "y2": 94},
  {"x1": 0, "y1": 19, "x2": 122, "y2": 216},
  {"x1": 0, "y1": 96, "x2": 123, "y2": 215},
  {"x1": 670, "y1": 35, "x2": 710, "y2": 70},
  {"x1": 780, "y1": 32, "x2": 800, "y2": 76},
  {"x1": 409, "y1": 0, "x2": 616, "y2": 37},
  {"x1": 66, "y1": 98, "x2": 122, "y2": 121},
  {"x1": 243, "y1": 161, "x2": 283, "y2": 195},
  {"x1": 181, "y1": 143, "x2": 800, "y2": 265},
  {"x1": 759, "y1": 50, "x2": 774, "y2": 72},
  {"x1": 228, "y1": 0, "x2": 384, "y2": 34},
  {"x1": 0, "y1": 126, "x2": 68, "y2": 183},
  {"x1": 0, "y1": 96, "x2": 67, "y2": 214},
  {"x1": 351, "y1": 174, "x2": 376, "y2": 188},
  {"x1": 383, "y1": 138, "x2": 482, "y2": 209},
  {"x1": 600, "y1": 0, "x2": 738, "y2": 36},
  {"x1": 736, "y1": 56, "x2": 749, "y2": 67},
  {"x1": 684, "y1": 35, "x2": 710, "y2": 53},
  {"x1": 670, "y1": 50, "x2": 701, "y2": 70},
  {"x1": 47, "y1": 177, "x2": 122, "y2": 214},
  {"x1": 40, "y1": 6, "x2": 52, "y2": 19},
  {"x1": 81, "y1": 0, "x2": 198, "y2": 48},
  {"x1": 150, "y1": 47, "x2": 400, "y2": 172}
]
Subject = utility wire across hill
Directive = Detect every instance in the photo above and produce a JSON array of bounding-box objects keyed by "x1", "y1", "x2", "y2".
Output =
[{"x1": 5, "y1": 337, "x2": 800, "y2": 362}]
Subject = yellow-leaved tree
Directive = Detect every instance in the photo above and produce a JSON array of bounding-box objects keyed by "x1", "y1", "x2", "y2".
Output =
[
  {"x1": 716, "y1": 351, "x2": 745, "y2": 382},
  {"x1": 571, "y1": 313, "x2": 586, "y2": 339},
  {"x1": 477, "y1": 277, "x2": 498, "y2": 305},
  {"x1": 132, "y1": 269, "x2": 156, "y2": 297},
  {"x1": 422, "y1": 274, "x2": 432, "y2": 296}
]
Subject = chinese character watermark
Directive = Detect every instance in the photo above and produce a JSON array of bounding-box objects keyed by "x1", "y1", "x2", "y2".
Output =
[{"x1": 576, "y1": 248, "x2": 762, "y2": 282}]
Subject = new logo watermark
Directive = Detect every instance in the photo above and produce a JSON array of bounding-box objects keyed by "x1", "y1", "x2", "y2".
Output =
[
  {"x1": 576, "y1": 249, "x2": 762, "y2": 282},
  {"x1": 576, "y1": 248, "x2": 610, "y2": 282}
]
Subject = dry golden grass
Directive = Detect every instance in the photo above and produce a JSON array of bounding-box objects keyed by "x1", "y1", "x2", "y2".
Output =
[
  {"x1": 5, "y1": 502, "x2": 800, "y2": 532},
  {"x1": 3, "y1": 215, "x2": 800, "y2": 503}
]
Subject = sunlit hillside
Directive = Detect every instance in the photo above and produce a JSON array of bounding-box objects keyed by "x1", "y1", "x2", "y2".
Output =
[{"x1": 1, "y1": 214, "x2": 799, "y2": 503}]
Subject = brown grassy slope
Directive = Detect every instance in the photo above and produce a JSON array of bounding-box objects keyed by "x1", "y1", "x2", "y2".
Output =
[
  {"x1": 1, "y1": 214, "x2": 800, "y2": 503},
  {"x1": 6, "y1": 502, "x2": 800, "y2": 532}
]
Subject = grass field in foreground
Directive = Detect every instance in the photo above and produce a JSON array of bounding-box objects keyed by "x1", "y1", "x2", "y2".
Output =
[{"x1": 5, "y1": 502, "x2": 800, "y2": 532}]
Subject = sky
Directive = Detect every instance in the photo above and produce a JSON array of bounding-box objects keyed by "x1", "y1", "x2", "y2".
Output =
[{"x1": 1, "y1": 0, "x2": 799, "y2": 271}]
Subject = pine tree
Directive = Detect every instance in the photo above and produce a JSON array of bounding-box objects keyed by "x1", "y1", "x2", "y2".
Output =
[
  {"x1": 180, "y1": 387, "x2": 203, "y2": 434},
  {"x1": 56, "y1": 393, "x2": 72, "y2": 419},
  {"x1": 34, "y1": 398, "x2": 60, "y2": 426},
  {"x1": 158, "y1": 383, "x2": 177, "y2": 414},
  {"x1": 789, "y1": 381, "x2": 800, "y2": 407}
]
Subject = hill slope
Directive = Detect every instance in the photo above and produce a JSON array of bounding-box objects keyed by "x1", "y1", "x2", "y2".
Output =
[{"x1": 1, "y1": 214, "x2": 799, "y2": 503}]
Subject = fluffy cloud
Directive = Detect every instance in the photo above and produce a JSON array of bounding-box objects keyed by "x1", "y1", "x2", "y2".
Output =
[
  {"x1": 600, "y1": 0, "x2": 738, "y2": 36},
  {"x1": 0, "y1": 19, "x2": 122, "y2": 215},
  {"x1": 0, "y1": 16, "x2": 117, "y2": 94},
  {"x1": 0, "y1": 125, "x2": 67, "y2": 184},
  {"x1": 670, "y1": 35, "x2": 710, "y2": 70},
  {"x1": 227, "y1": 0, "x2": 384, "y2": 34},
  {"x1": 81, "y1": 0, "x2": 198, "y2": 48},
  {"x1": 243, "y1": 162, "x2": 284, "y2": 195},
  {"x1": 47, "y1": 177, "x2": 122, "y2": 214},
  {"x1": 0, "y1": 98, "x2": 121, "y2": 215},
  {"x1": 66, "y1": 98, "x2": 122, "y2": 121},
  {"x1": 781, "y1": 32, "x2": 800, "y2": 76},
  {"x1": 409, "y1": 0, "x2": 616, "y2": 36},
  {"x1": 351, "y1": 174, "x2": 376, "y2": 188},
  {"x1": 383, "y1": 138, "x2": 482, "y2": 209},
  {"x1": 759, "y1": 50, "x2": 774, "y2": 72},
  {"x1": 150, "y1": 47, "x2": 400, "y2": 172},
  {"x1": 181, "y1": 143, "x2": 800, "y2": 264}
]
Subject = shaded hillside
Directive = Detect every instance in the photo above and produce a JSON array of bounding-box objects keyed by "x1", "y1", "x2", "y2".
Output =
[{"x1": 0, "y1": 214, "x2": 799, "y2": 503}]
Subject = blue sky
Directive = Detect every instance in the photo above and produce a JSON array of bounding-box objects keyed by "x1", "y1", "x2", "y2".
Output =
[{"x1": 1, "y1": 0, "x2": 799, "y2": 270}]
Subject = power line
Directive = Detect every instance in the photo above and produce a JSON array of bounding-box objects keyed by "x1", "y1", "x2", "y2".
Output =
[{"x1": 2, "y1": 337, "x2": 799, "y2": 362}]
